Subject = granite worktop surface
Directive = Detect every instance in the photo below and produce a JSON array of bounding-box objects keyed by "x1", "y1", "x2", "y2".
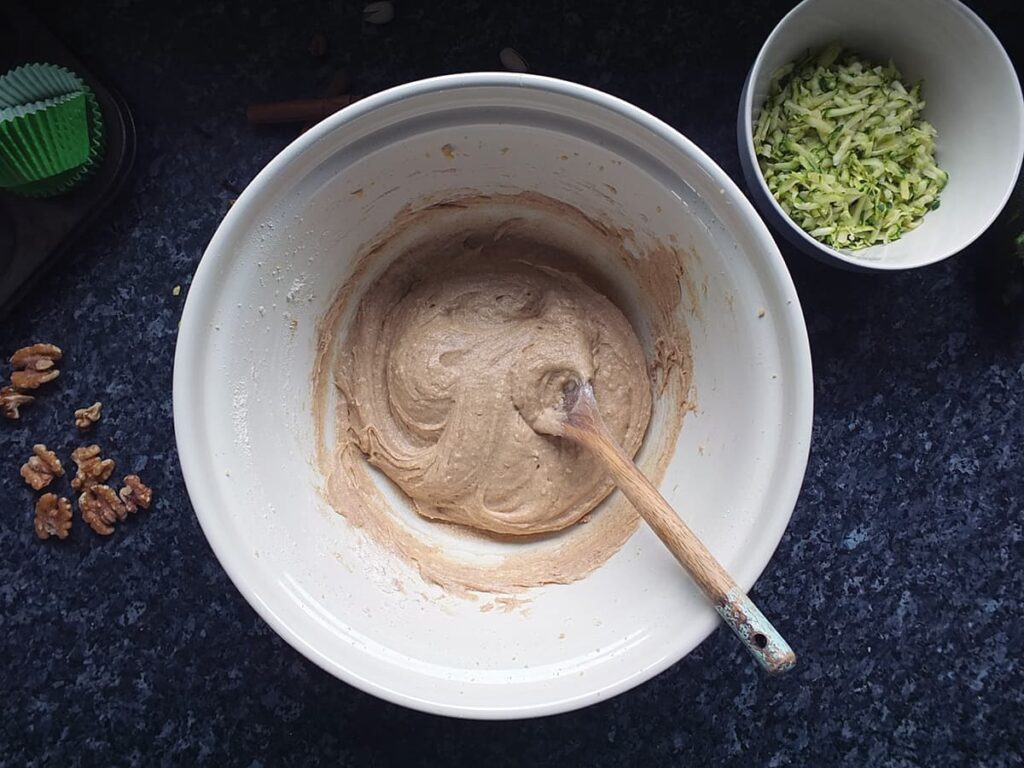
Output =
[{"x1": 2, "y1": 0, "x2": 1023, "y2": 765}]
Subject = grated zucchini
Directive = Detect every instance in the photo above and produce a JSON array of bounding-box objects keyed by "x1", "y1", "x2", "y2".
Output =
[{"x1": 753, "y1": 43, "x2": 948, "y2": 251}]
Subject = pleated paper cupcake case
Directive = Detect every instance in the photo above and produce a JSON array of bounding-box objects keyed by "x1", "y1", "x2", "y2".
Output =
[
  {"x1": 0, "y1": 63, "x2": 85, "y2": 107},
  {"x1": 5, "y1": 89, "x2": 105, "y2": 197},
  {"x1": 0, "y1": 63, "x2": 105, "y2": 196},
  {"x1": 0, "y1": 91, "x2": 90, "y2": 185}
]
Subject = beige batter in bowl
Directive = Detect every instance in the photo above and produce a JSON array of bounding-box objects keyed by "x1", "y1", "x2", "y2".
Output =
[
  {"x1": 174, "y1": 73, "x2": 813, "y2": 718},
  {"x1": 314, "y1": 191, "x2": 691, "y2": 594}
]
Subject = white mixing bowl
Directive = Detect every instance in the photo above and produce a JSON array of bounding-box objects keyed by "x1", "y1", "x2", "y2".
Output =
[
  {"x1": 174, "y1": 73, "x2": 813, "y2": 718},
  {"x1": 738, "y1": 0, "x2": 1024, "y2": 271}
]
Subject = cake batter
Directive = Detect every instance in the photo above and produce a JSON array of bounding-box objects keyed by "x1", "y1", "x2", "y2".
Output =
[
  {"x1": 313, "y1": 193, "x2": 693, "y2": 594},
  {"x1": 337, "y1": 234, "x2": 651, "y2": 535}
]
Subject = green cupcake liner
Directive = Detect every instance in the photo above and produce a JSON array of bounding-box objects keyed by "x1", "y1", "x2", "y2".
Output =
[
  {"x1": 0, "y1": 63, "x2": 84, "y2": 107},
  {"x1": 0, "y1": 91, "x2": 89, "y2": 185},
  {"x1": 4, "y1": 89, "x2": 105, "y2": 197},
  {"x1": 0, "y1": 90, "x2": 77, "y2": 120},
  {"x1": 0, "y1": 63, "x2": 106, "y2": 195}
]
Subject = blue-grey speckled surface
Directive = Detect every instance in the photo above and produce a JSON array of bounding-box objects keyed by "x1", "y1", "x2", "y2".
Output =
[{"x1": 2, "y1": 1, "x2": 1023, "y2": 765}]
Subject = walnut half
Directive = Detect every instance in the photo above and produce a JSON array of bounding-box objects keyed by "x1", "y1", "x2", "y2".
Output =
[
  {"x1": 70, "y1": 445, "x2": 115, "y2": 492},
  {"x1": 119, "y1": 474, "x2": 153, "y2": 513},
  {"x1": 1, "y1": 386, "x2": 34, "y2": 419},
  {"x1": 35, "y1": 494, "x2": 73, "y2": 540},
  {"x1": 80, "y1": 485, "x2": 128, "y2": 536},
  {"x1": 74, "y1": 402, "x2": 102, "y2": 430},
  {"x1": 20, "y1": 444, "x2": 65, "y2": 490},
  {"x1": 10, "y1": 343, "x2": 62, "y2": 390}
]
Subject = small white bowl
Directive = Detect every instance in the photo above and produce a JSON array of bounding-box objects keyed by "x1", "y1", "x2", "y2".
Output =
[
  {"x1": 174, "y1": 73, "x2": 813, "y2": 718},
  {"x1": 738, "y1": 0, "x2": 1024, "y2": 271}
]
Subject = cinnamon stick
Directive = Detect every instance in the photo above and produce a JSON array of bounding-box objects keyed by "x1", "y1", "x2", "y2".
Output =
[{"x1": 246, "y1": 95, "x2": 363, "y2": 125}]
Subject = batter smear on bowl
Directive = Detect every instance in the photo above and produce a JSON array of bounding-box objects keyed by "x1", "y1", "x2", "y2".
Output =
[{"x1": 314, "y1": 193, "x2": 692, "y2": 594}]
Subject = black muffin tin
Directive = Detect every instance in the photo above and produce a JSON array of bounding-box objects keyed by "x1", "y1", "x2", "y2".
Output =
[{"x1": 0, "y1": 4, "x2": 136, "y2": 320}]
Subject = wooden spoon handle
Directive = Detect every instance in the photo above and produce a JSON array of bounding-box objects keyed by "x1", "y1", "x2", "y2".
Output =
[{"x1": 562, "y1": 385, "x2": 796, "y2": 674}]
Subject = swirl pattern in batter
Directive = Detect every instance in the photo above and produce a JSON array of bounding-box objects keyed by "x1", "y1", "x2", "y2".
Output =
[{"x1": 338, "y1": 232, "x2": 652, "y2": 535}]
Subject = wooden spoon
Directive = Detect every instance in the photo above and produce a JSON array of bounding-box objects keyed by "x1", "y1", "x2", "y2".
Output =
[{"x1": 536, "y1": 379, "x2": 796, "y2": 674}]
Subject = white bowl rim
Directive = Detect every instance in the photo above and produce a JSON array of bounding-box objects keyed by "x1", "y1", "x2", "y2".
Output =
[
  {"x1": 174, "y1": 72, "x2": 814, "y2": 718},
  {"x1": 739, "y1": 0, "x2": 1024, "y2": 271}
]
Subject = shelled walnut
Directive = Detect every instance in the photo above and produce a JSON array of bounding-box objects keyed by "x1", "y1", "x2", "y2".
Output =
[
  {"x1": 20, "y1": 444, "x2": 64, "y2": 490},
  {"x1": 9, "y1": 344, "x2": 62, "y2": 390},
  {"x1": 118, "y1": 474, "x2": 153, "y2": 513},
  {"x1": 79, "y1": 485, "x2": 128, "y2": 536},
  {"x1": 35, "y1": 493, "x2": 73, "y2": 540},
  {"x1": 74, "y1": 402, "x2": 102, "y2": 430},
  {"x1": 1, "y1": 386, "x2": 34, "y2": 419},
  {"x1": 70, "y1": 444, "x2": 115, "y2": 492}
]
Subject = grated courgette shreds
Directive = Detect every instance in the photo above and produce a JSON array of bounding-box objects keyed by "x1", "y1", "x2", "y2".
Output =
[{"x1": 754, "y1": 43, "x2": 948, "y2": 251}]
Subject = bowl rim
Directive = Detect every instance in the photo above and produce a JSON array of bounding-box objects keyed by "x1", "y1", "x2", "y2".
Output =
[
  {"x1": 174, "y1": 72, "x2": 814, "y2": 718},
  {"x1": 739, "y1": 0, "x2": 1024, "y2": 271}
]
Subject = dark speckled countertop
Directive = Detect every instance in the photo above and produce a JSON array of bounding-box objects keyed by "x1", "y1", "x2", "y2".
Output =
[{"x1": 2, "y1": 1, "x2": 1023, "y2": 765}]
